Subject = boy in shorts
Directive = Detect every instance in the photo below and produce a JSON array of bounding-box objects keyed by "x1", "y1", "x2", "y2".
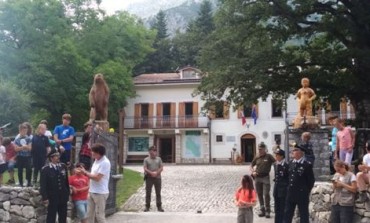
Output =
[
  {"x1": 3, "y1": 137, "x2": 16, "y2": 184},
  {"x1": 0, "y1": 136, "x2": 7, "y2": 185},
  {"x1": 69, "y1": 163, "x2": 89, "y2": 223}
]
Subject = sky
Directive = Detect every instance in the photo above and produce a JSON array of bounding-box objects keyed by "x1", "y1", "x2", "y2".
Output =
[{"x1": 100, "y1": 0, "x2": 145, "y2": 14}]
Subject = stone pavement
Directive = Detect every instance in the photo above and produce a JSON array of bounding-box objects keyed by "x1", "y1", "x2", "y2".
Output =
[{"x1": 107, "y1": 165, "x2": 274, "y2": 223}]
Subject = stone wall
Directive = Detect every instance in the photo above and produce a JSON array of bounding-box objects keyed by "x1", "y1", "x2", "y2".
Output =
[
  {"x1": 304, "y1": 182, "x2": 370, "y2": 223},
  {"x1": 289, "y1": 129, "x2": 331, "y2": 181},
  {"x1": 0, "y1": 186, "x2": 72, "y2": 223}
]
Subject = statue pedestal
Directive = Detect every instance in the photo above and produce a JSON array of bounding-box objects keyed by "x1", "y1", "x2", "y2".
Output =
[
  {"x1": 94, "y1": 120, "x2": 109, "y2": 132},
  {"x1": 288, "y1": 129, "x2": 331, "y2": 181},
  {"x1": 293, "y1": 115, "x2": 320, "y2": 129}
]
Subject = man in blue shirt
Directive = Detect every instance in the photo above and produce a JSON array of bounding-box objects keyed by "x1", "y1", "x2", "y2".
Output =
[
  {"x1": 53, "y1": 114, "x2": 75, "y2": 165},
  {"x1": 329, "y1": 115, "x2": 338, "y2": 174}
]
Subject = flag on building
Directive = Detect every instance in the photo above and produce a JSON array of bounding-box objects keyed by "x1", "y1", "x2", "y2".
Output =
[
  {"x1": 251, "y1": 105, "x2": 257, "y2": 125},
  {"x1": 240, "y1": 110, "x2": 246, "y2": 126}
]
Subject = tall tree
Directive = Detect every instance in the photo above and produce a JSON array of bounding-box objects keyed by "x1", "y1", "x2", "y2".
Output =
[
  {"x1": 134, "y1": 10, "x2": 174, "y2": 74},
  {"x1": 172, "y1": 0, "x2": 215, "y2": 67},
  {"x1": 196, "y1": 0, "x2": 370, "y2": 127}
]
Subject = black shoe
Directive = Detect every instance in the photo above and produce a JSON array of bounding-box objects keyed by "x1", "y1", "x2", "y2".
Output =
[
  {"x1": 144, "y1": 207, "x2": 150, "y2": 212},
  {"x1": 258, "y1": 211, "x2": 265, "y2": 217},
  {"x1": 158, "y1": 207, "x2": 164, "y2": 212},
  {"x1": 265, "y1": 212, "x2": 270, "y2": 218},
  {"x1": 27, "y1": 183, "x2": 33, "y2": 187}
]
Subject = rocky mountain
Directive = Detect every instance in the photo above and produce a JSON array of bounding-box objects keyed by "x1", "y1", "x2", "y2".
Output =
[{"x1": 125, "y1": 0, "x2": 218, "y2": 36}]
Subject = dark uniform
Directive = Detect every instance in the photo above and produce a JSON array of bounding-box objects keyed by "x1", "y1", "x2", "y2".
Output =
[
  {"x1": 273, "y1": 149, "x2": 289, "y2": 223},
  {"x1": 40, "y1": 154, "x2": 70, "y2": 223},
  {"x1": 284, "y1": 157, "x2": 315, "y2": 223}
]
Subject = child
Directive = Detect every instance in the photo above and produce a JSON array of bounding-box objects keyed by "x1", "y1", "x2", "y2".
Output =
[
  {"x1": 3, "y1": 137, "x2": 16, "y2": 184},
  {"x1": 235, "y1": 174, "x2": 257, "y2": 223},
  {"x1": 79, "y1": 132, "x2": 92, "y2": 170},
  {"x1": 0, "y1": 136, "x2": 7, "y2": 186},
  {"x1": 69, "y1": 163, "x2": 89, "y2": 223},
  {"x1": 14, "y1": 123, "x2": 32, "y2": 187},
  {"x1": 301, "y1": 132, "x2": 315, "y2": 165}
]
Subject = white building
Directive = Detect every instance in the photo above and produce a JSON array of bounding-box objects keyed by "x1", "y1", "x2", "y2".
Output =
[{"x1": 123, "y1": 67, "x2": 298, "y2": 164}]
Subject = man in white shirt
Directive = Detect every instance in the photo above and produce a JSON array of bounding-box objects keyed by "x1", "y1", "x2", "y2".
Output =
[
  {"x1": 356, "y1": 140, "x2": 370, "y2": 202},
  {"x1": 82, "y1": 143, "x2": 111, "y2": 223}
]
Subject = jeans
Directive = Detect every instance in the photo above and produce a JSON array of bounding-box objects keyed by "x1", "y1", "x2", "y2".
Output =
[
  {"x1": 16, "y1": 156, "x2": 32, "y2": 186},
  {"x1": 331, "y1": 204, "x2": 354, "y2": 223},
  {"x1": 74, "y1": 200, "x2": 88, "y2": 220},
  {"x1": 237, "y1": 207, "x2": 253, "y2": 223}
]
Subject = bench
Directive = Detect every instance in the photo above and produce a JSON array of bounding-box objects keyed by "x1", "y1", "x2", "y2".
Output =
[
  {"x1": 212, "y1": 158, "x2": 232, "y2": 164},
  {"x1": 126, "y1": 155, "x2": 146, "y2": 163}
]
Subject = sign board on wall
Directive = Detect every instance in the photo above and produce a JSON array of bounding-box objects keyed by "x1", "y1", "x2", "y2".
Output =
[
  {"x1": 128, "y1": 137, "x2": 149, "y2": 152},
  {"x1": 183, "y1": 131, "x2": 201, "y2": 158},
  {"x1": 226, "y1": 136, "x2": 236, "y2": 142}
]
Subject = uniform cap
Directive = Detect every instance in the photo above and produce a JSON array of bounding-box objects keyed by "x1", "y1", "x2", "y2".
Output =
[
  {"x1": 48, "y1": 148, "x2": 60, "y2": 158},
  {"x1": 274, "y1": 148, "x2": 285, "y2": 157}
]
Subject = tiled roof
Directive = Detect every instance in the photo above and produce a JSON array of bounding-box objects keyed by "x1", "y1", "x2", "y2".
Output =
[{"x1": 134, "y1": 73, "x2": 200, "y2": 84}]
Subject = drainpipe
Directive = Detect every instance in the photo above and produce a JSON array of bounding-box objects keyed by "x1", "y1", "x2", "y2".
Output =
[{"x1": 208, "y1": 117, "x2": 212, "y2": 163}]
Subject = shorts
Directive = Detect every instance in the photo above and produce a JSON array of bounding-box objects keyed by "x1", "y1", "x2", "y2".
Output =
[
  {"x1": 0, "y1": 163, "x2": 7, "y2": 174},
  {"x1": 74, "y1": 200, "x2": 88, "y2": 220},
  {"x1": 7, "y1": 160, "x2": 16, "y2": 171}
]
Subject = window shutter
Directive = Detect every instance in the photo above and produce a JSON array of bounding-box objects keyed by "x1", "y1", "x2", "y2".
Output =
[
  {"x1": 223, "y1": 101, "x2": 230, "y2": 119},
  {"x1": 179, "y1": 102, "x2": 185, "y2": 127},
  {"x1": 170, "y1": 103, "x2": 176, "y2": 127},
  {"x1": 208, "y1": 105, "x2": 216, "y2": 119},
  {"x1": 156, "y1": 103, "x2": 162, "y2": 127},
  {"x1": 134, "y1": 104, "x2": 141, "y2": 128},
  {"x1": 148, "y1": 103, "x2": 154, "y2": 128},
  {"x1": 237, "y1": 106, "x2": 243, "y2": 119}
]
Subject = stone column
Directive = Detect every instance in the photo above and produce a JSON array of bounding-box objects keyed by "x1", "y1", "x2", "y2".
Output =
[{"x1": 289, "y1": 129, "x2": 331, "y2": 181}]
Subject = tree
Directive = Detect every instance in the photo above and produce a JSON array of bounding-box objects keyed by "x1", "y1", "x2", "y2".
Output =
[
  {"x1": 196, "y1": 0, "x2": 370, "y2": 127},
  {"x1": 0, "y1": 80, "x2": 32, "y2": 136},
  {"x1": 171, "y1": 0, "x2": 215, "y2": 67},
  {"x1": 134, "y1": 10, "x2": 174, "y2": 74}
]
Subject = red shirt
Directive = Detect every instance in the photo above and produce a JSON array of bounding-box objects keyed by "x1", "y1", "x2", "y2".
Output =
[
  {"x1": 79, "y1": 143, "x2": 91, "y2": 157},
  {"x1": 5, "y1": 142, "x2": 16, "y2": 161},
  {"x1": 235, "y1": 188, "x2": 257, "y2": 204},
  {"x1": 69, "y1": 174, "x2": 89, "y2": 201}
]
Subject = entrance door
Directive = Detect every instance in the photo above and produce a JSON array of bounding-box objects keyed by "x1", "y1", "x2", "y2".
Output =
[
  {"x1": 158, "y1": 137, "x2": 174, "y2": 163},
  {"x1": 241, "y1": 134, "x2": 256, "y2": 162}
]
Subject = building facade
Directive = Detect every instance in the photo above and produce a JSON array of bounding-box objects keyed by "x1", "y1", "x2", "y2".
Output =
[{"x1": 123, "y1": 67, "x2": 299, "y2": 164}]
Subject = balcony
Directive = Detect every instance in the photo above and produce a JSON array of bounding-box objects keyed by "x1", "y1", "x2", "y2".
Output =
[{"x1": 124, "y1": 116, "x2": 209, "y2": 129}]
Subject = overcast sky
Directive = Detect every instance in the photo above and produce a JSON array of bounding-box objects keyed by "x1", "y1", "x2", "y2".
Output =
[{"x1": 100, "y1": 0, "x2": 145, "y2": 14}]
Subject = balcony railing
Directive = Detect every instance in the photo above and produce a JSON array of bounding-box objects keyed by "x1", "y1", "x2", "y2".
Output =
[{"x1": 124, "y1": 116, "x2": 209, "y2": 129}]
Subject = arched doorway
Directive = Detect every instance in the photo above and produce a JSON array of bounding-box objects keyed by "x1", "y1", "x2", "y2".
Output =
[{"x1": 241, "y1": 134, "x2": 256, "y2": 162}]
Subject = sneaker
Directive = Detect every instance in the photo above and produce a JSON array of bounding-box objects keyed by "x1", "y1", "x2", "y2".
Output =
[
  {"x1": 258, "y1": 211, "x2": 265, "y2": 217},
  {"x1": 27, "y1": 183, "x2": 33, "y2": 187},
  {"x1": 265, "y1": 212, "x2": 270, "y2": 218},
  {"x1": 158, "y1": 207, "x2": 164, "y2": 212},
  {"x1": 144, "y1": 207, "x2": 150, "y2": 212}
]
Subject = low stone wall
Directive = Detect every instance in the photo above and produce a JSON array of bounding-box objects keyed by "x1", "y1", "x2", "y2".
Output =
[
  {"x1": 306, "y1": 182, "x2": 370, "y2": 223},
  {"x1": 0, "y1": 186, "x2": 72, "y2": 223}
]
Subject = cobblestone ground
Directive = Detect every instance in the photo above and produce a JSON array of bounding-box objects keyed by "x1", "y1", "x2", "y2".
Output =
[{"x1": 122, "y1": 165, "x2": 273, "y2": 214}]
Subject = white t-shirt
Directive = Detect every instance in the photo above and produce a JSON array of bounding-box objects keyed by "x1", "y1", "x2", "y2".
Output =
[
  {"x1": 89, "y1": 156, "x2": 111, "y2": 194},
  {"x1": 363, "y1": 153, "x2": 370, "y2": 166},
  {"x1": 0, "y1": 145, "x2": 6, "y2": 164}
]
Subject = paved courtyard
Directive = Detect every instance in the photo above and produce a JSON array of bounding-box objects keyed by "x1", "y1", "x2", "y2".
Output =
[{"x1": 107, "y1": 165, "x2": 274, "y2": 223}]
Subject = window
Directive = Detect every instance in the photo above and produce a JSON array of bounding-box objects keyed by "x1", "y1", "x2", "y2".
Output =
[
  {"x1": 163, "y1": 103, "x2": 171, "y2": 116},
  {"x1": 274, "y1": 134, "x2": 281, "y2": 144},
  {"x1": 141, "y1": 103, "x2": 149, "y2": 117},
  {"x1": 243, "y1": 105, "x2": 252, "y2": 117},
  {"x1": 272, "y1": 100, "x2": 282, "y2": 117},
  {"x1": 214, "y1": 101, "x2": 224, "y2": 118},
  {"x1": 183, "y1": 70, "x2": 196, "y2": 78},
  {"x1": 216, "y1": 135, "x2": 223, "y2": 142},
  {"x1": 185, "y1": 102, "x2": 193, "y2": 116}
]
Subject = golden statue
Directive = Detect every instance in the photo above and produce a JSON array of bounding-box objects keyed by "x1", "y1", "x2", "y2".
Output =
[
  {"x1": 293, "y1": 77, "x2": 319, "y2": 129},
  {"x1": 296, "y1": 77, "x2": 316, "y2": 117}
]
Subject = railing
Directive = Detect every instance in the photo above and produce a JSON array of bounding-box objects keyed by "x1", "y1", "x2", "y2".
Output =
[
  {"x1": 286, "y1": 110, "x2": 356, "y2": 126},
  {"x1": 124, "y1": 116, "x2": 209, "y2": 129}
]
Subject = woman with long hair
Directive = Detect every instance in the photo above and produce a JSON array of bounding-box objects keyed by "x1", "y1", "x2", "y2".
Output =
[
  {"x1": 235, "y1": 174, "x2": 257, "y2": 223},
  {"x1": 331, "y1": 160, "x2": 357, "y2": 223}
]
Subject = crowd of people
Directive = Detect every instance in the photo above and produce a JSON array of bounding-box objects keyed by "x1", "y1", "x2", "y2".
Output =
[
  {"x1": 234, "y1": 116, "x2": 368, "y2": 223},
  {"x1": 0, "y1": 114, "x2": 111, "y2": 223}
]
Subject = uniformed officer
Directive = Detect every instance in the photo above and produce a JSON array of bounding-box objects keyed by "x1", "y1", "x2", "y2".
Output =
[
  {"x1": 284, "y1": 144, "x2": 315, "y2": 223},
  {"x1": 40, "y1": 148, "x2": 70, "y2": 223},
  {"x1": 273, "y1": 148, "x2": 289, "y2": 223}
]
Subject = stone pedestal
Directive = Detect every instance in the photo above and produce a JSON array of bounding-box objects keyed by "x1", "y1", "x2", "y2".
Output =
[
  {"x1": 91, "y1": 130, "x2": 121, "y2": 215},
  {"x1": 94, "y1": 120, "x2": 110, "y2": 132},
  {"x1": 289, "y1": 129, "x2": 331, "y2": 181},
  {"x1": 293, "y1": 115, "x2": 320, "y2": 129}
]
